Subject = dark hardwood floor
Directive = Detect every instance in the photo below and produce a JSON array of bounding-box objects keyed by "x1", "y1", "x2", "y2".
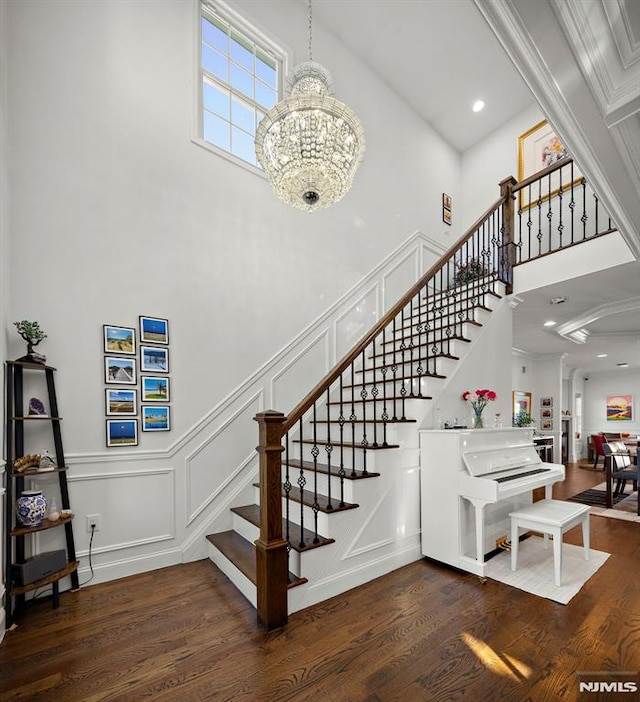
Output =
[{"x1": 1, "y1": 462, "x2": 639, "y2": 701}]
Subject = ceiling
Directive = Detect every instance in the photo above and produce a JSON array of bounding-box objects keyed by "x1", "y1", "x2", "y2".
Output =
[{"x1": 310, "y1": 0, "x2": 640, "y2": 376}]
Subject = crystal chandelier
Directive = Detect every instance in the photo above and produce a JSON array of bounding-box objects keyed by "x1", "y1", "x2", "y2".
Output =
[{"x1": 254, "y1": 1, "x2": 365, "y2": 212}]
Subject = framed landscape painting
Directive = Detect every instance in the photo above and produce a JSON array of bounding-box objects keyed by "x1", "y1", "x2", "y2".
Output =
[
  {"x1": 140, "y1": 345, "x2": 169, "y2": 373},
  {"x1": 139, "y1": 316, "x2": 169, "y2": 345},
  {"x1": 106, "y1": 419, "x2": 138, "y2": 447},
  {"x1": 105, "y1": 388, "x2": 137, "y2": 416},
  {"x1": 606, "y1": 395, "x2": 633, "y2": 421},
  {"x1": 103, "y1": 325, "x2": 135, "y2": 355},
  {"x1": 105, "y1": 356, "x2": 137, "y2": 384},
  {"x1": 141, "y1": 376, "x2": 170, "y2": 402},
  {"x1": 142, "y1": 405, "x2": 170, "y2": 431}
]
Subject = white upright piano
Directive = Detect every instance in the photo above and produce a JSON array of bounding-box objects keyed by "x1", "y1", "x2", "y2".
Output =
[{"x1": 419, "y1": 428, "x2": 565, "y2": 576}]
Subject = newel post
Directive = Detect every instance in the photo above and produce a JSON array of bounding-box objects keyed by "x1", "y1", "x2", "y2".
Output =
[
  {"x1": 499, "y1": 176, "x2": 517, "y2": 295},
  {"x1": 254, "y1": 410, "x2": 288, "y2": 630}
]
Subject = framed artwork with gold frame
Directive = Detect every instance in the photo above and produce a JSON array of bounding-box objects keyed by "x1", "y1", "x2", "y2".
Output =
[{"x1": 517, "y1": 119, "x2": 582, "y2": 210}]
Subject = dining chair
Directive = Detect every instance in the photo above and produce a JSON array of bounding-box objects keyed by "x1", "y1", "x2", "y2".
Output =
[
  {"x1": 603, "y1": 442, "x2": 640, "y2": 515},
  {"x1": 590, "y1": 433, "x2": 607, "y2": 469}
]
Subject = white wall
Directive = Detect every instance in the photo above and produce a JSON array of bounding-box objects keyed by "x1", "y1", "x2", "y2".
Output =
[
  {"x1": 4, "y1": 0, "x2": 460, "y2": 452},
  {"x1": 460, "y1": 104, "x2": 544, "y2": 232},
  {"x1": 582, "y1": 368, "x2": 639, "y2": 447},
  {"x1": 3, "y1": 0, "x2": 468, "y2": 587}
]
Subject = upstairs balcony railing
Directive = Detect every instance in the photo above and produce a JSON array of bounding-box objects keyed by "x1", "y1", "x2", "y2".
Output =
[{"x1": 253, "y1": 158, "x2": 616, "y2": 630}]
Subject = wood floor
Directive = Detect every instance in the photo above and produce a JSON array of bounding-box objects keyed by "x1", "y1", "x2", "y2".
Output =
[{"x1": 1, "y1": 462, "x2": 639, "y2": 702}]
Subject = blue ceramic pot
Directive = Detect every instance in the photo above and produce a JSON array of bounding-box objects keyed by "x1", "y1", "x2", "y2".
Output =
[{"x1": 16, "y1": 490, "x2": 47, "y2": 527}]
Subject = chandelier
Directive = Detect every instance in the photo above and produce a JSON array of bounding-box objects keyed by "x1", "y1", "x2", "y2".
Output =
[{"x1": 254, "y1": 1, "x2": 365, "y2": 212}]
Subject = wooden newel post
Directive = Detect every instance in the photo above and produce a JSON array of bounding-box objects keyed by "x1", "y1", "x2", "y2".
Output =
[
  {"x1": 499, "y1": 175, "x2": 517, "y2": 295},
  {"x1": 254, "y1": 410, "x2": 288, "y2": 630}
]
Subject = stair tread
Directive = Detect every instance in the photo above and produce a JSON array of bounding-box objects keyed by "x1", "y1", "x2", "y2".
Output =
[
  {"x1": 254, "y1": 483, "x2": 361, "y2": 511},
  {"x1": 293, "y1": 439, "x2": 400, "y2": 450},
  {"x1": 231, "y1": 504, "x2": 335, "y2": 552},
  {"x1": 357, "y1": 354, "x2": 459, "y2": 372},
  {"x1": 283, "y1": 458, "x2": 380, "y2": 480},
  {"x1": 206, "y1": 531, "x2": 306, "y2": 588},
  {"x1": 309, "y1": 418, "x2": 417, "y2": 425},
  {"x1": 327, "y1": 394, "x2": 432, "y2": 405}
]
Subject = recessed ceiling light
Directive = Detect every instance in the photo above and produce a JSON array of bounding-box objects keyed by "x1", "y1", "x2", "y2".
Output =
[
  {"x1": 543, "y1": 320, "x2": 556, "y2": 327},
  {"x1": 549, "y1": 296, "x2": 567, "y2": 305},
  {"x1": 617, "y1": 362, "x2": 629, "y2": 368},
  {"x1": 597, "y1": 354, "x2": 608, "y2": 358},
  {"x1": 472, "y1": 100, "x2": 485, "y2": 113}
]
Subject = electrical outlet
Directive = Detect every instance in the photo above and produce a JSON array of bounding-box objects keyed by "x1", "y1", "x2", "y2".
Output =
[{"x1": 86, "y1": 514, "x2": 101, "y2": 533}]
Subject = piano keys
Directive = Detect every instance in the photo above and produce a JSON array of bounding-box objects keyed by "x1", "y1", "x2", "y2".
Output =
[{"x1": 420, "y1": 427, "x2": 565, "y2": 577}]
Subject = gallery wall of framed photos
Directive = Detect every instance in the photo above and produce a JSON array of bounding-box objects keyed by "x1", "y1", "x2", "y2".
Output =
[{"x1": 103, "y1": 316, "x2": 171, "y2": 447}]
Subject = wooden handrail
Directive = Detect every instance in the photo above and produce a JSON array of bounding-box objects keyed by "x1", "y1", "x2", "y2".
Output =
[
  {"x1": 511, "y1": 156, "x2": 576, "y2": 194},
  {"x1": 280, "y1": 195, "x2": 507, "y2": 435}
]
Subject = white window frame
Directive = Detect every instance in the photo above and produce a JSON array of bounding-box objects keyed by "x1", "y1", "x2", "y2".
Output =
[{"x1": 193, "y1": 0, "x2": 289, "y2": 174}]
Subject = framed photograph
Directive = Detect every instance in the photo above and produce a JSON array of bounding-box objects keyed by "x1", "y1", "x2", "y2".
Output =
[
  {"x1": 443, "y1": 208, "x2": 452, "y2": 226},
  {"x1": 541, "y1": 408, "x2": 553, "y2": 419},
  {"x1": 541, "y1": 397, "x2": 553, "y2": 408},
  {"x1": 140, "y1": 345, "x2": 169, "y2": 373},
  {"x1": 141, "y1": 376, "x2": 170, "y2": 402},
  {"x1": 606, "y1": 395, "x2": 633, "y2": 421},
  {"x1": 517, "y1": 119, "x2": 582, "y2": 209},
  {"x1": 105, "y1": 356, "x2": 137, "y2": 384},
  {"x1": 139, "y1": 316, "x2": 169, "y2": 345},
  {"x1": 541, "y1": 419, "x2": 553, "y2": 430},
  {"x1": 512, "y1": 390, "x2": 532, "y2": 418},
  {"x1": 442, "y1": 193, "x2": 451, "y2": 209},
  {"x1": 105, "y1": 388, "x2": 137, "y2": 416},
  {"x1": 103, "y1": 325, "x2": 136, "y2": 355},
  {"x1": 106, "y1": 419, "x2": 138, "y2": 447},
  {"x1": 142, "y1": 405, "x2": 170, "y2": 432}
]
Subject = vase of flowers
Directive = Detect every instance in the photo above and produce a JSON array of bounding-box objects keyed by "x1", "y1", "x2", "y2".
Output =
[{"x1": 462, "y1": 388, "x2": 497, "y2": 429}]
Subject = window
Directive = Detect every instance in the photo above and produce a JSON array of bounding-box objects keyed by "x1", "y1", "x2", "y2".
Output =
[{"x1": 199, "y1": 2, "x2": 283, "y2": 168}]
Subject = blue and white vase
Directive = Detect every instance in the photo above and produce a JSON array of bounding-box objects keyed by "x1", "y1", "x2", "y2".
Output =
[{"x1": 16, "y1": 490, "x2": 47, "y2": 527}]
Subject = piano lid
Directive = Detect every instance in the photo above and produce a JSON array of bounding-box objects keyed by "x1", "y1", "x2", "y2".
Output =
[{"x1": 462, "y1": 444, "x2": 541, "y2": 478}]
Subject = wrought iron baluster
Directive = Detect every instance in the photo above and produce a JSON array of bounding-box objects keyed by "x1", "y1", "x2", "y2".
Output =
[
  {"x1": 360, "y1": 350, "x2": 369, "y2": 475},
  {"x1": 581, "y1": 178, "x2": 587, "y2": 239},
  {"x1": 391, "y1": 317, "x2": 398, "y2": 422},
  {"x1": 338, "y1": 374, "x2": 346, "y2": 506},
  {"x1": 594, "y1": 192, "x2": 599, "y2": 234},
  {"x1": 371, "y1": 335, "x2": 379, "y2": 446},
  {"x1": 569, "y1": 162, "x2": 576, "y2": 244},
  {"x1": 325, "y1": 387, "x2": 333, "y2": 512},
  {"x1": 284, "y1": 432, "x2": 292, "y2": 564},
  {"x1": 350, "y1": 361, "x2": 357, "y2": 477},
  {"x1": 297, "y1": 417, "x2": 306, "y2": 547},
  {"x1": 557, "y1": 165, "x2": 564, "y2": 248},
  {"x1": 381, "y1": 327, "x2": 389, "y2": 447},
  {"x1": 547, "y1": 172, "x2": 553, "y2": 253},
  {"x1": 311, "y1": 403, "x2": 320, "y2": 542}
]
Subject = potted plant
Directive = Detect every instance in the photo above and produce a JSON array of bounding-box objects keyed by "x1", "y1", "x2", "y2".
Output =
[{"x1": 14, "y1": 320, "x2": 47, "y2": 363}]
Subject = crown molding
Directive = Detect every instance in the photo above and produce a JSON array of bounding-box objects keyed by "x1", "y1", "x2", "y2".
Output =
[{"x1": 473, "y1": 0, "x2": 640, "y2": 260}]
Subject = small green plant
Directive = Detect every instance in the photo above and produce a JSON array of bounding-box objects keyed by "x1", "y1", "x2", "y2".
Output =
[
  {"x1": 454, "y1": 257, "x2": 487, "y2": 285},
  {"x1": 513, "y1": 411, "x2": 533, "y2": 427},
  {"x1": 14, "y1": 320, "x2": 47, "y2": 345}
]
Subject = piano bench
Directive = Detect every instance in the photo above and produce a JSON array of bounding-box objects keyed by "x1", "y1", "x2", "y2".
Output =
[{"x1": 509, "y1": 499, "x2": 590, "y2": 587}]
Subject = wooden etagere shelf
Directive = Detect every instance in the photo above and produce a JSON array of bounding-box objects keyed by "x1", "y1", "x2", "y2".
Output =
[{"x1": 4, "y1": 360, "x2": 79, "y2": 625}]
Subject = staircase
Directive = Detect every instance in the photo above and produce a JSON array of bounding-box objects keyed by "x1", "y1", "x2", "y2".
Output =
[
  {"x1": 207, "y1": 273, "x2": 507, "y2": 613},
  {"x1": 206, "y1": 158, "x2": 617, "y2": 629}
]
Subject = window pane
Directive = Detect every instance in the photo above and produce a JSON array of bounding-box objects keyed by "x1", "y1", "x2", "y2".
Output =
[
  {"x1": 202, "y1": 44, "x2": 228, "y2": 81},
  {"x1": 231, "y1": 126, "x2": 256, "y2": 165},
  {"x1": 230, "y1": 63, "x2": 253, "y2": 99},
  {"x1": 255, "y1": 82, "x2": 276, "y2": 110},
  {"x1": 204, "y1": 112, "x2": 230, "y2": 151},
  {"x1": 230, "y1": 32, "x2": 253, "y2": 71},
  {"x1": 232, "y1": 97, "x2": 255, "y2": 136},
  {"x1": 202, "y1": 16, "x2": 228, "y2": 53},
  {"x1": 203, "y1": 80, "x2": 229, "y2": 119},
  {"x1": 256, "y1": 52, "x2": 276, "y2": 88}
]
